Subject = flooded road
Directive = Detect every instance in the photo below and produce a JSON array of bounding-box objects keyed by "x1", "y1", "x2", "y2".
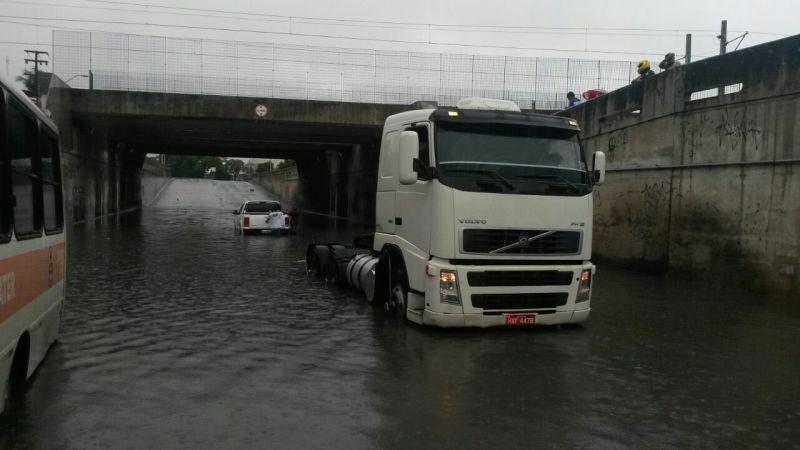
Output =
[{"x1": 2, "y1": 178, "x2": 799, "y2": 449}]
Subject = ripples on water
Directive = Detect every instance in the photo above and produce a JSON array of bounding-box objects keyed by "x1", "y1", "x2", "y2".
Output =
[{"x1": 1, "y1": 197, "x2": 798, "y2": 449}]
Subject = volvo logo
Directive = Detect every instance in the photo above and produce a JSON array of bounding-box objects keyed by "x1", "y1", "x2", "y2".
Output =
[
  {"x1": 458, "y1": 219, "x2": 487, "y2": 225},
  {"x1": 489, "y1": 230, "x2": 557, "y2": 254}
]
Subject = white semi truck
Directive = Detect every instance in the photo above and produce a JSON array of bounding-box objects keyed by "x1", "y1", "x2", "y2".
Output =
[{"x1": 306, "y1": 98, "x2": 606, "y2": 328}]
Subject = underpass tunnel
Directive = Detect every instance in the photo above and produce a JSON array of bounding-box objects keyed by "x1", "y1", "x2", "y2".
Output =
[
  {"x1": 126, "y1": 138, "x2": 380, "y2": 222},
  {"x1": 59, "y1": 109, "x2": 384, "y2": 225}
]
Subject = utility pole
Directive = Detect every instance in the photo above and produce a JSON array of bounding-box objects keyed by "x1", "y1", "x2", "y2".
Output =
[
  {"x1": 24, "y1": 49, "x2": 49, "y2": 97},
  {"x1": 717, "y1": 20, "x2": 727, "y2": 96},
  {"x1": 684, "y1": 34, "x2": 692, "y2": 64}
]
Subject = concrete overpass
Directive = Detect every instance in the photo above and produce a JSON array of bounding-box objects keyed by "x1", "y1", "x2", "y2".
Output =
[{"x1": 46, "y1": 86, "x2": 417, "y2": 221}]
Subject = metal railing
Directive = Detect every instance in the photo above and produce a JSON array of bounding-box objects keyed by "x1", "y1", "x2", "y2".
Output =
[{"x1": 52, "y1": 30, "x2": 638, "y2": 110}]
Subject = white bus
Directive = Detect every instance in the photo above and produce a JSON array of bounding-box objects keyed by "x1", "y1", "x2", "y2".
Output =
[{"x1": 0, "y1": 75, "x2": 65, "y2": 412}]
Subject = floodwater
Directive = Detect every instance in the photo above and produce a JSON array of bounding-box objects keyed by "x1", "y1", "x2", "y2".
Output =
[{"x1": 1, "y1": 178, "x2": 799, "y2": 449}]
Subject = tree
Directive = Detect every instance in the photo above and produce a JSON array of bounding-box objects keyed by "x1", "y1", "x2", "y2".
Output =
[
  {"x1": 223, "y1": 159, "x2": 245, "y2": 180},
  {"x1": 276, "y1": 159, "x2": 296, "y2": 170},
  {"x1": 16, "y1": 68, "x2": 36, "y2": 92},
  {"x1": 164, "y1": 155, "x2": 226, "y2": 178}
]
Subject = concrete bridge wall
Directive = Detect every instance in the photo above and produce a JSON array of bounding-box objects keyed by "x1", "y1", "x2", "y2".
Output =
[
  {"x1": 45, "y1": 78, "x2": 143, "y2": 225},
  {"x1": 561, "y1": 35, "x2": 800, "y2": 297},
  {"x1": 254, "y1": 166, "x2": 301, "y2": 207}
]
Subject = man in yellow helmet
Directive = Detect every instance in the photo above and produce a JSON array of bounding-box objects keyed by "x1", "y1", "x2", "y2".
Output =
[{"x1": 632, "y1": 60, "x2": 655, "y2": 83}]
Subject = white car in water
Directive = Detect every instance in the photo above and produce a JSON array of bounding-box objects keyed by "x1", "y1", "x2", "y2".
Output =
[{"x1": 233, "y1": 200, "x2": 291, "y2": 235}]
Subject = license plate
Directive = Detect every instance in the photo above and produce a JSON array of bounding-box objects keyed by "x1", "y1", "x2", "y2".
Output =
[{"x1": 505, "y1": 314, "x2": 536, "y2": 326}]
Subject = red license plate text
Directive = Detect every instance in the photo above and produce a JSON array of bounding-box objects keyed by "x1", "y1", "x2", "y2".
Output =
[{"x1": 505, "y1": 314, "x2": 536, "y2": 326}]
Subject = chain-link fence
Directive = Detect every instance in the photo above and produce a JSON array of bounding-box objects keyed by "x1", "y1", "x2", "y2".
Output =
[{"x1": 52, "y1": 30, "x2": 638, "y2": 110}]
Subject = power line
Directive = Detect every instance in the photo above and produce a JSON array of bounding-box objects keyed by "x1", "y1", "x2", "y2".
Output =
[
  {"x1": 0, "y1": 15, "x2": 703, "y2": 57},
  {"x1": 0, "y1": 0, "x2": 288, "y2": 25},
  {"x1": 0, "y1": 0, "x2": 749, "y2": 38},
  {"x1": 83, "y1": 0, "x2": 789, "y2": 37}
]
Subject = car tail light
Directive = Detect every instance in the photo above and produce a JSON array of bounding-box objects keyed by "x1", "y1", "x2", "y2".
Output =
[
  {"x1": 284, "y1": 215, "x2": 291, "y2": 227},
  {"x1": 243, "y1": 216, "x2": 250, "y2": 227}
]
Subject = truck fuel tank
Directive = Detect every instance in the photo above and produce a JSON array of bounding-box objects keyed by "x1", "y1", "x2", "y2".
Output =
[{"x1": 346, "y1": 254, "x2": 379, "y2": 303}]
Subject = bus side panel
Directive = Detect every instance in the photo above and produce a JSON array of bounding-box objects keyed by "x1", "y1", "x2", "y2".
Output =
[
  {"x1": 26, "y1": 287, "x2": 63, "y2": 379},
  {"x1": 0, "y1": 237, "x2": 65, "y2": 381},
  {"x1": 0, "y1": 339, "x2": 16, "y2": 413}
]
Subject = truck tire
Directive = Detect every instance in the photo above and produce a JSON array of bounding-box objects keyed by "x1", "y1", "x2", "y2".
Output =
[
  {"x1": 386, "y1": 271, "x2": 408, "y2": 318},
  {"x1": 307, "y1": 246, "x2": 330, "y2": 279}
]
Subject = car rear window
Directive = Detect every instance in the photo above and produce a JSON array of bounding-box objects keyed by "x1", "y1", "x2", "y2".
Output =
[{"x1": 244, "y1": 202, "x2": 280, "y2": 213}]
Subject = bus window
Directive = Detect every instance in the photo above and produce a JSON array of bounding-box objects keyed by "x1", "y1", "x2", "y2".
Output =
[
  {"x1": 7, "y1": 99, "x2": 40, "y2": 238},
  {"x1": 40, "y1": 132, "x2": 63, "y2": 232},
  {"x1": 0, "y1": 92, "x2": 10, "y2": 243}
]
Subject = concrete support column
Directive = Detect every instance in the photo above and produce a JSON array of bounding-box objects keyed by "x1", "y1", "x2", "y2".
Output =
[
  {"x1": 345, "y1": 144, "x2": 361, "y2": 219},
  {"x1": 326, "y1": 149, "x2": 342, "y2": 217}
]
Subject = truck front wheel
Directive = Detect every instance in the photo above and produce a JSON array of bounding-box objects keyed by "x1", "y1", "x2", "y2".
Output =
[{"x1": 386, "y1": 275, "x2": 408, "y2": 318}]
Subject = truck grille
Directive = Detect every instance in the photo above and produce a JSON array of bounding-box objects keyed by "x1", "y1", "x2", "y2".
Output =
[
  {"x1": 462, "y1": 229, "x2": 581, "y2": 254},
  {"x1": 467, "y1": 270, "x2": 573, "y2": 287},
  {"x1": 471, "y1": 293, "x2": 568, "y2": 310}
]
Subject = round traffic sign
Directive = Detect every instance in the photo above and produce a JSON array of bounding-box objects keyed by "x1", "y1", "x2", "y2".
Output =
[{"x1": 254, "y1": 104, "x2": 268, "y2": 117}]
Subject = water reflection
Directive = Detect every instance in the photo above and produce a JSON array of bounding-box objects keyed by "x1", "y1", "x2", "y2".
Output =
[{"x1": 0, "y1": 180, "x2": 797, "y2": 449}]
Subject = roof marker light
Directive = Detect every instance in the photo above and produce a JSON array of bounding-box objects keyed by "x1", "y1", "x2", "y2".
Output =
[{"x1": 448, "y1": 110, "x2": 459, "y2": 117}]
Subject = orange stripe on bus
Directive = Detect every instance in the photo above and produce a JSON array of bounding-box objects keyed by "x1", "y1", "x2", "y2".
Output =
[{"x1": 0, "y1": 242, "x2": 65, "y2": 324}]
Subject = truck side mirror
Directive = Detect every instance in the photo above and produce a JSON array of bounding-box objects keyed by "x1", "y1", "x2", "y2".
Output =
[
  {"x1": 399, "y1": 131, "x2": 419, "y2": 185},
  {"x1": 592, "y1": 151, "x2": 607, "y2": 185}
]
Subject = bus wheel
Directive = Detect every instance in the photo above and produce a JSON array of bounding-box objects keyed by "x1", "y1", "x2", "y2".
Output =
[{"x1": 4, "y1": 333, "x2": 29, "y2": 410}]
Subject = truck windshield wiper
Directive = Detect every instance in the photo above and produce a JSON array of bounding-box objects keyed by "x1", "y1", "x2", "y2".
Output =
[
  {"x1": 444, "y1": 169, "x2": 515, "y2": 191},
  {"x1": 518, "y1": 174, "x2": 581, "y2": 193}
]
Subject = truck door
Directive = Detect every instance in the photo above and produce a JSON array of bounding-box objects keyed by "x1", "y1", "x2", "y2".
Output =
[
  {"x1": 395, "y1": 123, "x2": 432, "y2": 257},
  {"x1": 375, "y1": 131, "x2": 398, "y2": 235}
]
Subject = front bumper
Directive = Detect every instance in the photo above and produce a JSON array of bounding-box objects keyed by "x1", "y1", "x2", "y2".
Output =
[
  {"x1": 421, "y1": 259, "x2": 594, "y2": 328},
  {"x1": 423, "y1": 308, "x2": 590, "y2": 328}
]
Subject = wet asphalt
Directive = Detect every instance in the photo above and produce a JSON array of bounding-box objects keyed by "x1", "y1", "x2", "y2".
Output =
[{"x1": 1, "y1": 178, "x2": 798, "y2": 449}]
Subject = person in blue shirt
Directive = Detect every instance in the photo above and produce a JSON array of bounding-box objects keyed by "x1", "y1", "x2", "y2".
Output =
[{"x1": 566, "y1": 91, "x2": 581, "y2": 108}]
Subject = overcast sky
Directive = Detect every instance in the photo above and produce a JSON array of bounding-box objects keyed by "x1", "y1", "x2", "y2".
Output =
[{"x1": 0, "y1": 0, "x2": 796, "y2": 83}]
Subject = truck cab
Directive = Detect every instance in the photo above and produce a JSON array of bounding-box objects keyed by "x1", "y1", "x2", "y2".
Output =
[{"x1": 372, "y1": 98, "x2": 606, "y2": 327}]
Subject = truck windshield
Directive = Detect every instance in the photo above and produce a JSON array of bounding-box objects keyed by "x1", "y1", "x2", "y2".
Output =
[{"x1": 435, "y1": 122, "x2": 590, "y2": 196}]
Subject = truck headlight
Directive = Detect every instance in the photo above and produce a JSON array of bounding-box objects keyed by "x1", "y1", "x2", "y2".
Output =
[
  {"x1": 440, "y1": 270, "x2": 461, "y2": 304},
  {"x1": 576, "y1": 269, "x2": 592, "y2": 303}
]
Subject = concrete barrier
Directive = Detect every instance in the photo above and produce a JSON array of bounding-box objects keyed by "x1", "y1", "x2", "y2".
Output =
[{"x1": 560, "y1": 35, "x2": 800, "y2": 297}]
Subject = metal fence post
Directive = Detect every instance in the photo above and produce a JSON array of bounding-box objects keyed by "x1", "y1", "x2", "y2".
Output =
[
  {"x1": 597, "y1": 60, "x2": 601, "y2": 89},
  {"x1": 162, "y1": 36, "x2": 167, "y2": 93},
  {"x1": 470, "y1": 54, "x2": 475, "y2": 96},
  {"x1": 566, "y1": 58, "x2": 570, "y2": 98},
  {"x1": 271, "y1": 43, "x2": 275, "y2": 97},
  {"x1": 200, "y1": 39, "x2": 204, "y2": 94},
  {"x1": 88, "y1": 32, "x2": 92, "y2": 87},
  {"x1": 534, "y1": 58, "x2": 538, "y2": 108},
  {"x1": 235, "y1": 41, "x2": 239, "y2": 97},
  {"x1": 436, "y1": 53, "x2": 445, "y2": 103},
  {"x1": 502, "y1": 56, "x2": 507, "y2": 100},
  {"x1": 127, "y1": 34, "x2": 130, "y2": 91}
]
